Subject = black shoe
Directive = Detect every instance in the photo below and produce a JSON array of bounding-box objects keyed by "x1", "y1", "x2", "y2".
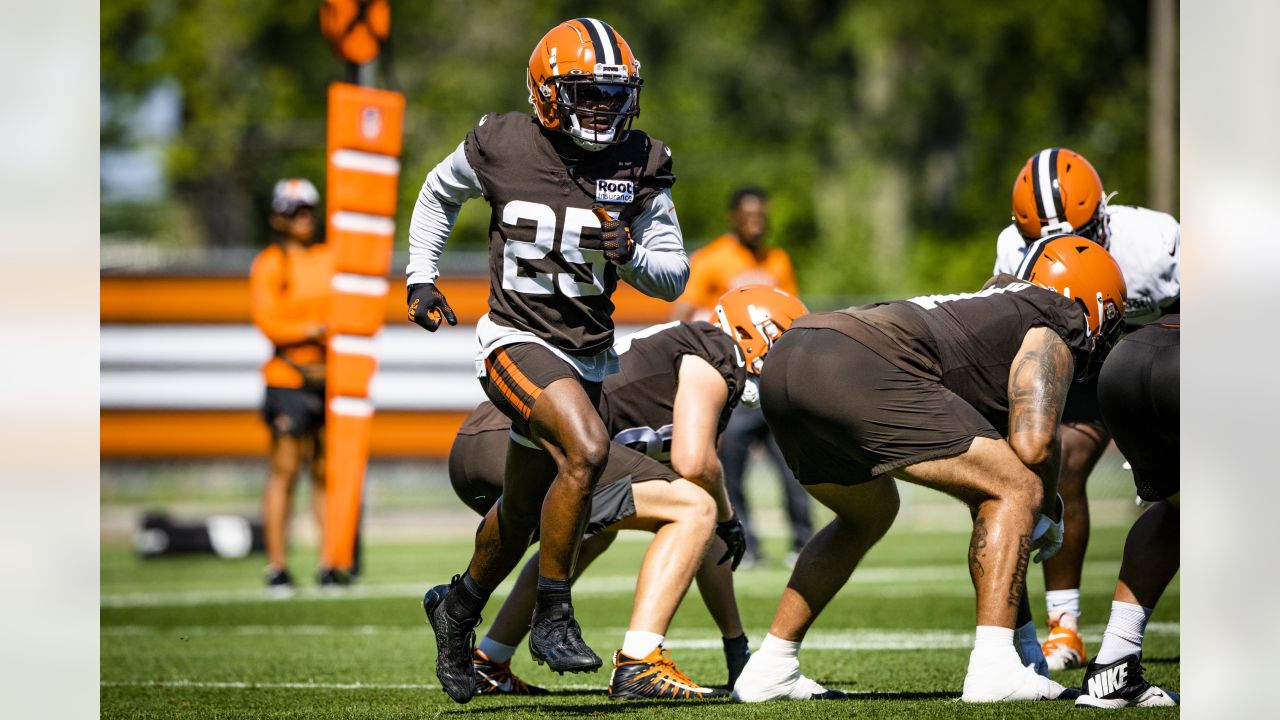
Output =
[
  {"x1": 1075, "y1": 654, "x2": 1179, "y2": 708},
  {"x1": 528, "y1": 601, "x2": 602, "y2": 674},
  {"x1": 472, "y1": 649, "x2": 549, "y2": 696},
  {"x1": 265, "y1": 567, "x2": 295, "y2": 597},
  {"x1": 316, "y1": 568, "x2": 352, "y2": 588},
  {"x1": 723, "y1": 634, "x2": 750, "y2": 690},
  {"x1": 608, "y1": 648, "x2": 728, "y2": 700},
  {"x1": 423, "y1": 577, "x2": 481, "y2": 704}
]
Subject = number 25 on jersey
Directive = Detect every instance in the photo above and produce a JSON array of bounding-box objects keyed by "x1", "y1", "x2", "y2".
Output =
[{"x1": 501, "y1": 200, "x2": 605, "y2": 298}]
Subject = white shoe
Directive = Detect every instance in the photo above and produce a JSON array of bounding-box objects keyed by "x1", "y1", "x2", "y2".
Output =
[
  {"x1": 962, "y1": 657, "x2": 1072, "y2": 702},
  {"x1": 730, "y1": 654, "x2": 847, "y2": 702}
]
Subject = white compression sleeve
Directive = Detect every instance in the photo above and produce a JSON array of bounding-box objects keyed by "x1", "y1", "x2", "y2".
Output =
[
  {"x1": 405, "y1": 141, "x2": 485, "y2": 286},
  {"x1": 618, "y1": 189, "x2": 689, "y2": 301}
]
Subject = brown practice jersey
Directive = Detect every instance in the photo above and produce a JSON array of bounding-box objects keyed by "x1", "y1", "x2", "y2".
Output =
[
  {"x1": 599, "y1": 320, "x2": 747, "y2": 464},
  {"x1": 457, "y1": 320, "x2": 745, "y2": 462},
  {"x1": 793, "y1": 274, "x2": 1090, "y2": 436},
  {"x1": 464, "y1": 112, "x2": 676, "y2": 355}
]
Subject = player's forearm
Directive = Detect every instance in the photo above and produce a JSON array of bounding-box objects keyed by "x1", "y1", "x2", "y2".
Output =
[
  {"x1": 251, "y1": 294, "x2": 322, "y2": 347},
  {"x1": 619, "y1": 190, "x2": 688, "y2": 300},
  {"x1": 406, "y1": 183, "x2": 460, "y2": 286},
  {"x1": 1011, "y1": 431, "x2": 1061, "y2": 517},
  {"x1": 677, "y1": 457, "x2": 732, "y2": 522},
  {"x1": 620, "y1": 243, "x2": 689, "y2": 300},
  {"x1": 405, "y1": 142, "x2": 483, "y2": 286}
]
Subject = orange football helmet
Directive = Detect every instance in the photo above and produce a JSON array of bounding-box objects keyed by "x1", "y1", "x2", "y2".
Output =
[
  {"x1": 527, "y1": 18, "x2": 643, "y2": 150},
  {"x1": 713, "y1": 286, "x2": 809, "y2": 375},
  {"x1": 1011, "y1": 148, "x2": 1111, "y2": 247},
  {"x1": 1016, "y1": 234, "x2": 1128, "y2": 373}
]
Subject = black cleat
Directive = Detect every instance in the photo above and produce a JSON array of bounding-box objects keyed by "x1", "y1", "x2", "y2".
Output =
[
  {"x1": 1075, "y1": 654, "x2": 1178, "y2": 708},
  {"x1": 316, "y1": 568, "x2": 352, "y2": 588},
  {"x1": 265, "y1": 567, "x2": 295, "y2": 598},
  {"x1": 528, "y1": 601, "x2": 602, "y2": 674},
  {"x1": 723, "y1": 634, "x2": 751, "y2": 690},
  {"x1": 472, "y1": 649, "x2": 549, "y2": 696},
  {"x1": 608, "y1": 648, "x2": 728, "y2": 700},
  {"x1": 422, "y1": 577, "x2": 482, "y2": 704}
]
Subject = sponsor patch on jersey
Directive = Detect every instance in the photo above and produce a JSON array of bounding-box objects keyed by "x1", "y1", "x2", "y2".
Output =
[{"x1": 595, "y1": 179, "x2": 635, "y2": 204}]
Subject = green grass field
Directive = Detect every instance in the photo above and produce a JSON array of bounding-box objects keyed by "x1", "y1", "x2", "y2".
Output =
[{"x1": 101, "y1": 519, "x2": 1179, "y2": 718}]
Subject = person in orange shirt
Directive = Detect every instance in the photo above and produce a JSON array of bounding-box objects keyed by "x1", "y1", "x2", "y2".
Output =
[
  {"x1": 673, "y1": 188, "x2": 811, "y2": 567},
  {"x1": 250, "y1": 178, "x2": 336, "y2": 595}
]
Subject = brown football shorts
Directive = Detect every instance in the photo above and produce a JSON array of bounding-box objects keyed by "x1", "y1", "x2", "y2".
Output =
[
  {"x1": 760, "y1": 327, "x2": 1002, "y2": 487},
  {"x1": 448, "y1": 427, "x2": 678, "y2": 537},
  {"x1": 480, "y1": 343, "x2": 603, "y2": 441}
]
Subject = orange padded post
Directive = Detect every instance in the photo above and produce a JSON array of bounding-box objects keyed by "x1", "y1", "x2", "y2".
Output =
[{"x1": 323, "y1": 81, "x2": 405, "y2": 573}]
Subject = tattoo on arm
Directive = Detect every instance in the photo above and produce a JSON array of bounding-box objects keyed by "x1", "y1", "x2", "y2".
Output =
[
  {"x1": 1008, "y1": 329, "x2": 1074, "y2": 437},
  {"x1": 968, "y1": 516, "x2": 989, "y2": 579}
]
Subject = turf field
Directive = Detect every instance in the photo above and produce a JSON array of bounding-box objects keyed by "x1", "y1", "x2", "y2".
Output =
[{"x1": 101, "y1": 519, "x2": 1179, "y2": 718}]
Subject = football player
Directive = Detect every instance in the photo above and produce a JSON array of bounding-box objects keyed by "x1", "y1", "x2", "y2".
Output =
[
  {"x1": 406, "y1": 19, "x2": 689, "y2": 703},
  {"x1": 995, "y1": 148, "x2": 1179, "y2": 671},
  {"x1": 1075, "y1": 315, "x2": 1179, "y2": 708},
  {"x1": 733, "y1": 236, "x2": 1126, "y2": 703},
  {"x1": 447, "y1": 286, "x2": 808, "y2": 699}
]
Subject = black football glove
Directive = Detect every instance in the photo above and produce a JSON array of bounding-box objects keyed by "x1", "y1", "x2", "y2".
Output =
[
  {"x1": 406, "y1": 282, "x2": 457, "y2": 332},
  {"x1": 592, "y1": 205, "x2": 635, "y2": 265},
  {"x1": 716, "y1": 516, "x2": 747, "y2": 571}
]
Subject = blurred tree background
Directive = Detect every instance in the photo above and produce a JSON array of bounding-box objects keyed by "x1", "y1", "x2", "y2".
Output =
[{"x1": 101, "y1": 0, "x2": 1175, "y2": 303}]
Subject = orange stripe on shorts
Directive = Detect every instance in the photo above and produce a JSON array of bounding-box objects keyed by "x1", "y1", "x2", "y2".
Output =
[
  {"x1": 484, "y1": 357, "x2": 531, "y2": 418},
  {"x1": 494, "y1": 348, "x2": 544, "y2": 403}
]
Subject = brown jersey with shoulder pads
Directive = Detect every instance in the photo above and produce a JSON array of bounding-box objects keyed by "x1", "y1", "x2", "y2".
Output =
[
  {"x1": 598, "y1": 320, "x2": 747, "y2": 464},
  {"x1": 793, "y1": 275, "x2": 1090, "y2": 436},
  {"x1": 464, "y1": 112, "x2": 675, "y2": 355}
]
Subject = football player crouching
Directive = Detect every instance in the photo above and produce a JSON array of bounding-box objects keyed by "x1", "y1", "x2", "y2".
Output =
[
  {"x1": 997, "y1": 148, "x2": 1180, "y2": 671},
  {"x1": 445, "y1": 286, "x2": 807, "y2": 699},
  {"x1": 733, "y1": 236, "x2": 1127, "y2": 703}
]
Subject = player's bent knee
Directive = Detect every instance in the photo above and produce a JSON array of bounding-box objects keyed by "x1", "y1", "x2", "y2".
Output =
[
  {"x1": 681, "y1": 483, "x2": 717, "y2": 530},
  {"x1": 564, "y1": 431, "x2": 610, "y2": 479}
]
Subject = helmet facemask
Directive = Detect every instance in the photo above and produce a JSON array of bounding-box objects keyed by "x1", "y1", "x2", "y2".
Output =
[
  {"x1": 551, "y1": 66, "x2": 642, "y2": 151},
  {"x1": 1069, "y1": 191, "x2": 1116, "y2": 250},
  {"x1": 1077, "y1": 291, "x2": 1125, "y2": 380}
]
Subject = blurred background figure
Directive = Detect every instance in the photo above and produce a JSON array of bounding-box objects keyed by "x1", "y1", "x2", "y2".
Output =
[
  {"x1": 673, "y1": 188, "x2": 810, "y2": 566},
  {"x1": 250, "y1": 178, "x2": 333, "y2": 594}
]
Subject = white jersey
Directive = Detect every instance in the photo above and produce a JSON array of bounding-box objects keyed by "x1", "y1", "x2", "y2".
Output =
[{"x1": 993, "y1": 205, "x2": 1180, "y2": 326}]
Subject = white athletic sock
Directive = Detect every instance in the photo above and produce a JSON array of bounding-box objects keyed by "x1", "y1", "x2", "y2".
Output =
[
  {"x1": 621, "y1": 630, "x2": 664, "y2": 659},
  {"x1": 1045, "y1": 589, "x2": 1081, "y2": 627},
  {"x1": 756, "y1": 633, "x2": 801, "y2": 660},
  {"x1": 969, "y1": 625, "x2": 1019, "y2": 668},
  {"x1": 477, "y1": 636, "x2": 517, "y2": 663},
  {"x1": 1094, "y1": 601, "x2": 1153, "y2": 665}
]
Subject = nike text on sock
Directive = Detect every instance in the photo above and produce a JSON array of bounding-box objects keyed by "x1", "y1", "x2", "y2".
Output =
[
  {"x1": 1094, "y1": 601, "x2": 1153, "y2": 665},
  {"x1": 621, "y1": 630, "x2": 664, "y2": 659},
  {"x1": 477, "y1": 636, "x2": 517, "y2": 663}
]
